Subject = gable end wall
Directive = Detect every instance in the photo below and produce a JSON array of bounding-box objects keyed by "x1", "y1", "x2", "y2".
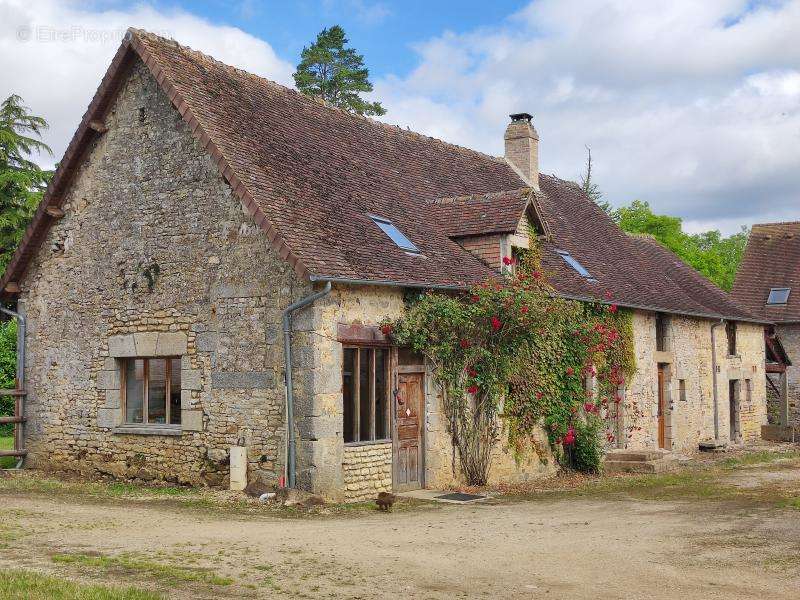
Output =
[{"x1": 18, "y1": 58, "x2": 312, "y2": 487}]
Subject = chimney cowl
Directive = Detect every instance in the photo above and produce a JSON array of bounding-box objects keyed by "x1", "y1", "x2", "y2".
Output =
[{"x1": 509, "y1": 112, "x2": 533, "y2": 123}]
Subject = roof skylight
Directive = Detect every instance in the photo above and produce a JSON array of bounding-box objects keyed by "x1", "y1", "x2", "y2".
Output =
[
  {"x1": 556, "y1": 249, "x2": 596, "y2": 282},
  {"x1": 767, "y1": 287, "x2": 790, "y2": 305},
  {"x1": 370, "y1": 215, "x2": 420, "y2": 254}
]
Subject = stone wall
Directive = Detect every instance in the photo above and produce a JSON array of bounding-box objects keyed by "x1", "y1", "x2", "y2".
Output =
[
  {"x1": 777, "y1": 324, "x2": 800, "y2": 426},
  {"x1": 19, "y1": 58, "x2": 311, "y2": 487},
  {"x1": 625, "y1": 311, "x2": 765, "y2": 453},
  {"x1": 342, "y1": 443, "x2": 392, "y2": 501}
]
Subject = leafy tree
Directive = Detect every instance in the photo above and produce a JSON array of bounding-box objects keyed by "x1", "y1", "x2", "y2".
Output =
[
  {"x1": 615, "y1": 200, "x2": 748, "y2": 291},
  {"x1": 0, "y1": 94, "x2": 52, "y2": 275},
  {"x1": 580, "y1": 146, "x2": 613, "y2": 216},
  {"x1": 293, "y1": 25, "x2": 386, "y2": 116}
]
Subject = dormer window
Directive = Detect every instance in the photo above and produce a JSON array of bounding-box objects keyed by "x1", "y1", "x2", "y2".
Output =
[
  {"x1": 556, "y1": 249, "x2": 596, "y2": 282},
  {"x1": 767, "y1": 287, "x2": 790, "y2": 305},
  {"x1": 369, "y1": 215, "x2": 420, "y2": 254}
]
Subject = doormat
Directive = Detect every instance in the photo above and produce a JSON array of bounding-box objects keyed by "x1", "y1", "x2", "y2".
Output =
[{"x1": 435, "y1": 492, "x2": 486, "y2": 502}]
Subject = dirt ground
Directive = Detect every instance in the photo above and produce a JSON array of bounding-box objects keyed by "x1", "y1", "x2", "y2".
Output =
[{"x1": 2, "y1": 449, "x2": 800, "y2": 599}]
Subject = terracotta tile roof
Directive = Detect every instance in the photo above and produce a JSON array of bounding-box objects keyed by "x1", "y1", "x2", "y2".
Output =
[
  {"x1": 0, "y1": 29, "x2": 766, "y2": 323},
  {"x1": 732, "y1": 222, "x2": 800, "y2": 323},
  {"x1": 532, "y1": 177, "x2": 761, "y2": 322},
  {"x1": 427, "y1": 189, "x2": 533, "y2": 237}
]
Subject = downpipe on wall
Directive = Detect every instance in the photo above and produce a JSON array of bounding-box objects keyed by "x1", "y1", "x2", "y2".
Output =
[
  {"x1": 0, "y1": 306, "x2": 26, "y2": 469},
  {"x1": 281, "y1": 281, "x2": 332, "y2": 489},
  {"x1": 710, "y1": 318, "x2": 725, "y2": 443}
]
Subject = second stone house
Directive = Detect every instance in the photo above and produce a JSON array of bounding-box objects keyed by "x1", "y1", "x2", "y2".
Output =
[{"x1": 0, "y1": 29, "x2": 767, "y2": 500}]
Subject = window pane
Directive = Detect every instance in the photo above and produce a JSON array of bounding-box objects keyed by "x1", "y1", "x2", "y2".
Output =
[
  {"x1": 375, "y1": 349, "x2": 388, "y2": 440},
  {"x1": 371, "y1": 216, "x2": 420, "y2": 253},
  {"x1": 125, "y1": 359, "x2": 145, "y2": 423},
  {"x1": 169, "y1": 358, "x2": 181, "y2": 425},
  {"x1": 343, "y1": 349, "x2": 356, "y2": 443},
  {"x1": 148, "y1": 359, "x2": 167, "y2": 424},
  {"x1": 767, "y1": 288, "x2": 790, "y2": 305},
  {"x1": 359, "y1": 349, "x2": 373, "y2": 441}
]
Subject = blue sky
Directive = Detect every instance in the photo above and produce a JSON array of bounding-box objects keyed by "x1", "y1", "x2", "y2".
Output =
[
  {"x1": 167, "y1": 0, "x2": 526, "y2": 78},
  {"x1": 2, "y1": 0, "x2": 799, "y2": 234}
]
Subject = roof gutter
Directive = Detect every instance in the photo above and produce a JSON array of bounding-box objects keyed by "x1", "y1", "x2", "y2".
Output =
[
  {"x1": 282, "y1": 281, "x2": 332, "y2": 489},
  {"x1": 309, "y1": 278, "x2": 770, "y2": 324}
]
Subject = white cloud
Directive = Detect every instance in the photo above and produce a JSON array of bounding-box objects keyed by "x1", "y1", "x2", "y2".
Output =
[
  {"x1": 0, "y1": 0, "x2": 294, "y2": 169},
  {"x1": 375, "y1": 0, "x2": 800, "y2": 233}
]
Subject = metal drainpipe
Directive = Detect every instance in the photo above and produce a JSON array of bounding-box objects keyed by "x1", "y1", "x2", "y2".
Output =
[
  {"x1": 0, "y1": 306, "x2": 26, "y2": 469},
  {"x1": 281, "y1": 281, "x2": 332, "y2": 489},
  {"x1": 710, "y1": 318, "x2": 725, "y2": 443}
]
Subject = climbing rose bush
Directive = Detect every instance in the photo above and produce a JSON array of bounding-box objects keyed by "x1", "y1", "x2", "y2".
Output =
[{"x1": 386, "y1": 249, "x2": 637, "y2": 484}]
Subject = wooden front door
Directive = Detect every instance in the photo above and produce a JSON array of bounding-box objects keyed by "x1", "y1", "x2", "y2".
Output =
[
  {"x1": 657, "y1": 365, "x2": 666, "y2": 449},
  {"x1": 394, "y1": 372, "x2": 423, "y2": 490}
]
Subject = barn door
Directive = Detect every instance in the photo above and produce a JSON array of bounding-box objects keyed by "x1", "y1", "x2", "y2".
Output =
[{"x1": 394, "y1": 372, "x2": 423, "y2": 490}]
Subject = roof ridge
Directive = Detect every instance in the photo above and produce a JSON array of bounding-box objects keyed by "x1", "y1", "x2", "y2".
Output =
[{"x1": 129, "y1": 28, "x2": 510, "y2": 166}]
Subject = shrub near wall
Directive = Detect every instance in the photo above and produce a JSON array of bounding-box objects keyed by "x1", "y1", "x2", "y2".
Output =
[
  {"x1": 386, "y1": 249, "x2": 637, "y2": 484},
  {"x1": 0, "y1": 320, "x2": 16, "y2": 435}
]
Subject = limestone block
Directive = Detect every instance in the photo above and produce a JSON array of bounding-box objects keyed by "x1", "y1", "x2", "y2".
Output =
[
  {"x1": 97, "y1": 407, "x2": 121, "y2": 428},
  {"x1": 134, "y1": 332, "x2": 159, "y2": 356},
  {"x1": 156, "y1": 332, "x2": 187, "y2": 356},
  {"x1": 182, "y1": 409, "x2": 203, "y2": 431},
  {"x1": 181, "y1": 369, "x2": 202, "y2": 391},
  {"x1": 103, "y1": 357, "x2": 118, "y2": 371},
  {"x1": 181, "y1": 390, "x2": 195, "y2": 411},
  {"x1": 108, "y1": 334, "x2": 136, "y2": 357},
  {"x1": 195, "y1": 332, "x2": 218, "y2": 352},
  {"x1": 97, "y1": 369, "x2": 121, "y2": 390},
  {"x1": 230, "y1": 445, "x2": 247, "y2": 491},
  {"x1": 104, "y1": 389, "x2": 121, "y2": 409}
]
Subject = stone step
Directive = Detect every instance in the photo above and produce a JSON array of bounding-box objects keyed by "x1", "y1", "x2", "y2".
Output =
[
  {"x1": 604, "y1": 449, "x2": 669, "y2": 462},
  {"x1": 603, "y1": 458, "x2": 678, "y2": 475}
]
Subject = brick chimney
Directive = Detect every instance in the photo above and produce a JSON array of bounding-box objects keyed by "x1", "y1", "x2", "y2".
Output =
[{"x1": 504, "y1": 113, "x2": 539, "y2": 190}]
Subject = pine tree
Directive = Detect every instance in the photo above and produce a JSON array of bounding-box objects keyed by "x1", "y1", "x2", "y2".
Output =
[
  {"x1": 0, "y1": 94, "x2": 52, "y2": 275},
  {"x1": 579, "y1": 146, "x2": 613, "y2": 216},
  {"x1": 293, "y1": 25, "x2": 386, "y2": 116}
]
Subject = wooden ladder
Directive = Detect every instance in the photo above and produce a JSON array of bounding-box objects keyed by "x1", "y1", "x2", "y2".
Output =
[{"x1": 0, "y1": 388, "x2": 26, "y2": 465}]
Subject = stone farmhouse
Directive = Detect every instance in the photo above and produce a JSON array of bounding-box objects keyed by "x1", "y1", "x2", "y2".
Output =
[
  {"x1": 733, "y1": 222, "x2": 800, "y2": 437},
  {"x1": 0, "y1": 30, "x2": 769, "y2": 500}
]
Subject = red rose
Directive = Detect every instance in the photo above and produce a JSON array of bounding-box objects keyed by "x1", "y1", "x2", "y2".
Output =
[
  {"x1": 467, "y1": 369, "x2": 478, "y2": 378},
  {"x1": 532, "y1": 271, "x2": 542, "y2": 279},
  {"x1": 583, "y1": 402, "x2": 596, "y2": 413},
  {"x1": 520, "y1": 306, "x2": 529, "y2": 314},
  {"x1": 563, "y1": 427, "x2": 576, "y2": 446},
  {"x1": 467, "y1": 385, "x2": 479, "y2": 395},
  {"x1": 502, "y1": 256, "x2": 516, "y2": 266},
  {"x1": 380, "y1": 324, "x2": 393, "y2": 336},
  {"x1": 471, "y1": 295, "x2": 480, "y2": 303},
  {"x1": 491, "y1": 316, "x2": 502, "y2": 331},
  {"x1": 608, "y1": 304, "x2": 618, "y2": 313},
  {"x1": 566, "y1": 367, "x2": 575, "y2": 376},
  {"x1": 535, "y1": 391, "x2": 543, "y2": 400},
  {"x1": 459, "y1": 339, "x2": 471, "y2": 349}
]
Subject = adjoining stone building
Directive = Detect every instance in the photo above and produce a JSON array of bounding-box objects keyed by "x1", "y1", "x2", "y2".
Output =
[
  {"x1": 0, "y1": 30, "x2": 768, "y2": 500},
  {"x1": 732, "y1": 222, "x2": 800, "y2": 437}
]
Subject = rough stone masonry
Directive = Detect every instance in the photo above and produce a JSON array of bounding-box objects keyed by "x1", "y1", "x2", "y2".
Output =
[{"x1": 18, "y1": 58, "x2": 312, "y2": 487}]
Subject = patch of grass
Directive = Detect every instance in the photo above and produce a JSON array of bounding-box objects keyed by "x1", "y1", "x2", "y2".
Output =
[
  {"x1": 51, "y1": 552, "x2": 233, "y2": 587},
  {"x1": 777, "y1": 497, "x2": 800, "y2": 510},
  {"x1": 719, "y1": 450, "x2": 800, "y2": 469},
  {"x1": 0, "y1": 569, "x2": 163, "y2": 599},
  {"x1": 0, "y1": 435, "x2": 15, "y2": 469}
]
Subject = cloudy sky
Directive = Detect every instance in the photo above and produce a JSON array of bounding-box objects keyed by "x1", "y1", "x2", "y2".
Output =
[{"x1": 1, "y1": 0, "x2": 799, "y2": 234}]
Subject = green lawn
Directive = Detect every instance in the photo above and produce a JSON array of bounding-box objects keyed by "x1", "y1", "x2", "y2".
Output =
[
  {"x1": 0, "y1": 570, "x2": 163, "y2": 600},
  {"x1": 0, "y1": 435, "x2": 14, "y2": 469}
]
